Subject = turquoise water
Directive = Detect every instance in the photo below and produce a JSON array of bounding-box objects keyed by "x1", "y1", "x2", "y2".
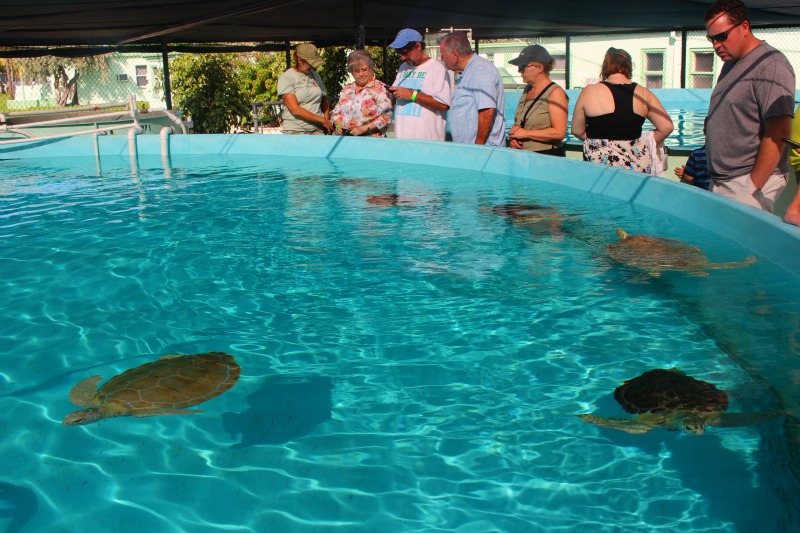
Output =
[{"x1": 1, "y1": 154, "x2": 799, "y2": 531}]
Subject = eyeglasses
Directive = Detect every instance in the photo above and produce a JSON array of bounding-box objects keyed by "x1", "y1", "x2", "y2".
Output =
[
  {"x1": 706, "y1": 21, "x2": 743, "y2": 43},
  {"x1": 517, "y1": 63, "x2": 541, "y2": 73},
  {"x1": 397, "y1": 43, "x2": 417, "y2": 55}
]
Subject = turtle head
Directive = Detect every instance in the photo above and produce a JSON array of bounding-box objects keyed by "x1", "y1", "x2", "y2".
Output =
[
  {"x1": 62, "y1": 408, "x2": 103, "y2": 426},
  {"x1": 679, "y1": 413, "x2": 706, "y2": 435}
]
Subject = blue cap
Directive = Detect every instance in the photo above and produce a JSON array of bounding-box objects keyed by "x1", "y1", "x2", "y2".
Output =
[{"x1": 389, "y1": 28, "x2": 423, "y2": 49}]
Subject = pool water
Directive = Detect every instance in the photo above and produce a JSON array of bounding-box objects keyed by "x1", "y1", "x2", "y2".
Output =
[{"x1": 1, "y1": 154, "x2": 799, "y2": 531}]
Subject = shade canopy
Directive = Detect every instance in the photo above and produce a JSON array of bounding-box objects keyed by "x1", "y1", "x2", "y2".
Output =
[{"x1": 2, "y1": 0, "x2": 800, "y2": 47}]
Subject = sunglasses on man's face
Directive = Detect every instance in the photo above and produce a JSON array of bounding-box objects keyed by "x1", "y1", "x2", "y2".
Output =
[
  {"x1": 706, "y1": 21, "x2": 743, "y2": 43},
  {"x1": 398, "y1": 43, "x2": 416, "y2": 55}
]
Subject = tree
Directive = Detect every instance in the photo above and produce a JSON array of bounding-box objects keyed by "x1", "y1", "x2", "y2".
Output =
[
  {"x1": 170, "y1": 53, "x2": 250, "y2": 133},
  {"x1": 237, "y1": 52, "x2": 286, "y2": 126},
  {"x1": 15, "y1": 55, "x2": 111, "y2": 107}
]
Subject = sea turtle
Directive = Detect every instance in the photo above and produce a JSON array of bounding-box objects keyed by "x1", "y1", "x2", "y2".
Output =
[
  {"x1": 492, "y1": 203, "x2": 579, "y2": 223},
  {"x1": 63, "y1": 351, "x2": 241, "y2": 426},
  {"x1": 366, "y1": 193, "x2": 418, "y2": 207},
  {"x1": 606, "y1": 227, "x2": 756, "y2": 275},
  {"x1": 577, "y1": 368, "x2": 782, "y2": 435}
]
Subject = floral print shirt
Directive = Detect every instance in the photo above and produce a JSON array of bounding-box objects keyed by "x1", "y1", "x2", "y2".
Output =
[{"x1": 331, "y1": 78, "x2": 393, "y2": 134}]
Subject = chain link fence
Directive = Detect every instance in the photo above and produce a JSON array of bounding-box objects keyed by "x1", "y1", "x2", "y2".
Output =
[
  {"x1": 473, "y1": 27, "x2": 800, "y2": 90},
  {"x1": 2, "y1": 26, "x2": 799, "y2": 124}
]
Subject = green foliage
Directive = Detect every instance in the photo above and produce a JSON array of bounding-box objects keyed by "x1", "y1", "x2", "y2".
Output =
[
  {"x1": 318, "y1": 47, "x2": 350, "y2": 98},
  {"x1": 0, "y1": 93, "x2": 8, "y2": 112},
  {"x1": 315, "y1": 46, "x2": 403, "y2": 97},
  {"x1": 170, "y1": 53, "x2": 250, "y2": 133},
  {"x1": 370, "y1": 45, "x2": 404, "y2": 86},
  {"x1": 237, "y1": 52, "x2": 286, "y2": 103},
  {"x1": 236, "y1": 52, "x2": 286, "y2": 126}
]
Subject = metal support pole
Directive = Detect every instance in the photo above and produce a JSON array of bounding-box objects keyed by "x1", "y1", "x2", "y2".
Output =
[
  {"x1": 382, "y1": 40, "x2": 389, "y2": 84},
  {"x1": 161, "y1": 42, "x2": 172, "y2": 110},
  {"x1": 354, "y1": 0, "x2": 365, "y2": 49},
  {"x1": 285, "y1": 41, "x2": 292, "y2": 68},
  {"x1": 680, "y1": 30, "x2": 688, "y2": 89},
  {"x1": 565, "y1": 36, "x2": 571, "y2": 89}
]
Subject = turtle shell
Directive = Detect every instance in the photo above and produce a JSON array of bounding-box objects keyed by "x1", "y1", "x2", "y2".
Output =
[
  {"x1": 97, "y1": 352, "x2": 240, "y2": 411},
  {"x1": 606, "y1": 233, "x2": 708, "y2": 271},
  {"x1": 613, "y1": 368, "x2": 729, "y2": 415},
  {"x1": 493, "y1": 203, "x2": 549, "y2": 217}
]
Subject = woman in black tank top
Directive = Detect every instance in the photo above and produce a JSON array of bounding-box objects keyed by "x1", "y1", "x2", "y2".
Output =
[{"x1": 571, "y1": 48, "x2": 674, "y2": 174}]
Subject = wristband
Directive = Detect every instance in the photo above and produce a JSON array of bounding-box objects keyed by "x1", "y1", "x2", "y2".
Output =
[{"x1": 411, "y1": 90, "x2": 418, "y2": 102}]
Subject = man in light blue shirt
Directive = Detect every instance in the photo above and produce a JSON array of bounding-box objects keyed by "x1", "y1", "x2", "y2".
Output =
[{"x1": 439, "y1": 32, "x2": 505, "y2": 146}]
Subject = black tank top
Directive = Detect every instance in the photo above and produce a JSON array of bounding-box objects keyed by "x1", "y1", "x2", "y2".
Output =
[{"x1": 585, "y1": 82, "x2": 645, "y2": 140}]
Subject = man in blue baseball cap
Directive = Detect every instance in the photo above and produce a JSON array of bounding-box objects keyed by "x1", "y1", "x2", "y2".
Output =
[{"x1": 387, "y1": 28, "x2": 451, "y2": 141}]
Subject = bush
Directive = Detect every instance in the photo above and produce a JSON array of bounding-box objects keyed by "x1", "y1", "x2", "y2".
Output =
[{"x1": 170, "y1": 54, "x2": 249, "y2": 133}]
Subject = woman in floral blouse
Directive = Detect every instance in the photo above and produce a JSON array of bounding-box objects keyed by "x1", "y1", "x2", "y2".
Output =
[{"x1": 332, "y1": 50, "x2": 393, "y2": 137}]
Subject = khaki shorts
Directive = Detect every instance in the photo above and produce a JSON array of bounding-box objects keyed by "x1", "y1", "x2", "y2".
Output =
[{"x1": 710, "y1": 172, "x2": 788, "y2": 213}]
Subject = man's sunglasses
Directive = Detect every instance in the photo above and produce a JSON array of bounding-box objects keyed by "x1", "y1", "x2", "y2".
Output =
[
  {"x1": 706, "y1": 21, "x2": 743, "y2": 43},
  {"x1": 397, "y1": 43, "x2": 417, "y2": 55}
]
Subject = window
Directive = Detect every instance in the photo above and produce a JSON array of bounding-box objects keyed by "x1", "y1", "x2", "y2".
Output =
[
  {"x1": 690, "y1": 51, "x2": 715, "y2": 89},
  {"x1": 136, "y1": 65, "x2": 148, "y2": 87},
  {"x1": 549, "y1": 54, "x2": 567, "y2": 86},
  {"x1": 642, "y1": 50, "x2": 665, "y2": 88}
]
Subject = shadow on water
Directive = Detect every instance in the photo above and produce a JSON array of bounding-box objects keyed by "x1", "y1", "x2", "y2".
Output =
[
  {"x1": 0, "y1": 482, "x2": 38, "y2": 533},
  {"x1": 223, "y1": 374, "x2": 332, "y2": 446},
  {"x1": 588, "y1": 393, "x2": 794, "y2": 531}
]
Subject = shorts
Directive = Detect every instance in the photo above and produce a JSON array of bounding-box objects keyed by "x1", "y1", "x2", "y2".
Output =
[{"x1": 710, "y1": 172, "x2": 788, "y2": 213}]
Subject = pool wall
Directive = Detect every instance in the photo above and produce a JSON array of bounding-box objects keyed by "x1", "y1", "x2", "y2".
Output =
[{"x1": 3, "y1": 133, "x2": 799, "y2": 275}]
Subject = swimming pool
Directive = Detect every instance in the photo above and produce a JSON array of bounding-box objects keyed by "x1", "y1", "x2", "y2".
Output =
[{"x1": 2, "y1": 135, "x2": 800, "y2": 531}]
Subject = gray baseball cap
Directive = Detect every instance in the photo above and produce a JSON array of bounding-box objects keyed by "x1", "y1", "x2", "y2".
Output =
[{"x1": 508, "y1": 45, "x2": 553, "y2": 66}]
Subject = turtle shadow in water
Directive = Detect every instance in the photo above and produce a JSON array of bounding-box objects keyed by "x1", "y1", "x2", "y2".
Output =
[
  {"x1": 581, "y1": 393, "x2": 791, "y2": 530},
  {"x1": 0, "y1": 482, "x2": 38, "y2": 533},
  {"x1": 222, "y1": 374, "x2": 332, "y2": 446}
]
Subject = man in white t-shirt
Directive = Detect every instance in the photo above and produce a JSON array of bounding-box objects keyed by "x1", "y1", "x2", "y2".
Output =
[{"x1": 388, "y1": 28, "x2": 451, "y2": 141}]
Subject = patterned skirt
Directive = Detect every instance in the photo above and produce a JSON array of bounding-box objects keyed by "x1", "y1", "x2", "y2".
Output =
[{"x1": 583, "y1": 137, "x2": 652, "y2": 174}]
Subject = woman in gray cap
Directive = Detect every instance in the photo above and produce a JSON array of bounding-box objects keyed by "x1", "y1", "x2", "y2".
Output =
[
  {"x1": 277, "y1": 43, "x2": 333, "y2": 134},
  {"x1": 507, "y1": 45, "x2": 568, "y2": 156}
]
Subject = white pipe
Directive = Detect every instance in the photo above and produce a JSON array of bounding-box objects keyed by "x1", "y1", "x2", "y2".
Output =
[
  {"x1": 127, "y1": 126, "x2": 143, "y2": 163},
  {"x1": 160, "y1": 126, "x2": 172, "y2": 159},
  {"x1": 93, "y1": 133, "x2": 102, "y2": 176},
  {"x1": 3, "y1": 102, "x2": 128, "y2": 118},
  {"x1": 4, "y1": 110, "x2": 144, "y2": 129},
  {"x1": 160, "y1": 127, "x2": 173, "y2": 180},
  {"x1": 164, "y1": 110, "x2": 187, "y2": 134},
  {"x1": 0, "y1": 123, "x2": 140, "y2": 145}
]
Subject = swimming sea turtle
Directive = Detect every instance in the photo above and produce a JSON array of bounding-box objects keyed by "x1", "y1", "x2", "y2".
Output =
[
  {"x1": 63, "y1": 351, "x2": 241, "y2": 426},
  {"x1": 492, "y1": 203, "x2": 579, "y2": 223},
  {"x1": 366, "y1": 193, "x2": 418, "y2": 207},
  {"x1": 577, "y1": 368, "x2": 782, "y2": 435},
  {"x1": 606, "y1": 227, "x2": 756, "y2": 275}
]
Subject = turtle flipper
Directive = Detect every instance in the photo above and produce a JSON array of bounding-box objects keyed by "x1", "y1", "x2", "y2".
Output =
[
  {"x1": 132, "y1": 408, "x2": 205, "y2": 418},
  {"x1": 577, "y1": 414, "x2": 655, "y2": 434},
  {"x1": 705, "y1": 411, "x2": 786, "y2": 428},
  {"x1": 704, "y1": 256, "x2": 757, "y2": 271},
  {"x1": 69, "y1": 375, "x2": 103, "y2": 406}
]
